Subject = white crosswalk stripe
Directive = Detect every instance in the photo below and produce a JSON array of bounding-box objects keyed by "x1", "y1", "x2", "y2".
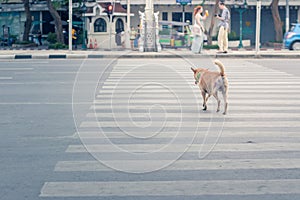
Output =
[
  {"x1": 40, "y1": 180, "x2": 300, "y2": 197},
  {"x1": 53, "y1": 159, "x2": 300, "y2": 171},
  {"x1": 40, "y1": 59, "x2": 300, "y2": 199}
]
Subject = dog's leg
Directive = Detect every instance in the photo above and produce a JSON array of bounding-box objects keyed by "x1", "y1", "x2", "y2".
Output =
[
  {"x1": 201, "y1": 91, "x2": 207, "y2": 110},
  {"x1": 205, "y1": 94, "x2": 211, "y2": 110},
  {"x1": 222, "y1": 89, "x2": 228, "y2": 115},
  {"x1": 213, "y1": 92, "x2": 221, "y2": 112},
  {"x1": 205, "y1": 94, "x2": 211, "y2": 103}
]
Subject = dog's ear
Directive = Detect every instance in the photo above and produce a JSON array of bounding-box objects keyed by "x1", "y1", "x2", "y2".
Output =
[{"x1": 191, "y1": 67, "x2": 196, "y2": 73}]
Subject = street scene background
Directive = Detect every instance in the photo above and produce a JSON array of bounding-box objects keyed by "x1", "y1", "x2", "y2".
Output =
[{"x1": 0, "y1": 57, "x2": 300, "y2": 199}]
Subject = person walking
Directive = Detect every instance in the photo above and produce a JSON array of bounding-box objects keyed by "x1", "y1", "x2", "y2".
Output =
[
  {"x1": 63, "y1": 28, "x2": 68, "y2": 45},
  {"x1": 134, "y1": 24, "x2": 141, "y2": 48},
  {"x1": 130, "y1": 26, "x2": 137, "y2": 50},
  {"x1": 216, "y1": 0, "x2": 230, "y2": 53},
  {"x1": 191, "y1": 6, "x2": 208, "y2": 54},
  {"x1": 72, "y1": 28, "x2": 78, "y2": 49},
  {"x1": 37, "y1": 30, "x2": 42, "y2": 46}
]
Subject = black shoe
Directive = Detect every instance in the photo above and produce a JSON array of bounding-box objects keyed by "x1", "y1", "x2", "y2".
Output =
[{"x1": 223, "y1": 51, "x2": 228, "y2": 53}]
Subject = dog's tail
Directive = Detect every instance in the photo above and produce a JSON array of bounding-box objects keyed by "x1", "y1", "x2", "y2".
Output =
[{"x1": 214, "y1": 59, "x2": 225, "y2": 76}]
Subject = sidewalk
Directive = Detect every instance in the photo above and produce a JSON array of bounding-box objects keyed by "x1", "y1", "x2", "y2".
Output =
[{"x1": 0, "y1": 48, "x2": 299, "y2": 59}]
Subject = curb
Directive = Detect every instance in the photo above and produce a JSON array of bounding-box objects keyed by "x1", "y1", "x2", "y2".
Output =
[
  {"x1": 0, "y1": 55, "x2": 15, "y2": 59},
  {"x1": 258, "y1": 54, "x2": 300, "y2": 59},
  {"x1": 0, "y1": 53, "x2": 299, "y2": 59}
]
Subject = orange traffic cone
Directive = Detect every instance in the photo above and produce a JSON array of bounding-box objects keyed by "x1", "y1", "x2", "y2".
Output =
[
  {"x1": 89, "y1": 38, "x2": 93, "y2": 49},
  {"x1": 94, "y1": 38, "x2": 98, "y2": 49}
]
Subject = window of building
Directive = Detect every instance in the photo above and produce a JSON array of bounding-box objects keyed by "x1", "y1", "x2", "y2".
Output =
[
  {"x1": 162, "y1": 12, "x2": 168, "y2": 21},
  {"x1": 115, "y1": 18, "x2": 124, "y2": 33},
  {"x1": 94, "y1": 18, "x2": 107, "y2": 32},
  {"x1": 172, "y1": 12, "x2": 192, "y2": 23}
]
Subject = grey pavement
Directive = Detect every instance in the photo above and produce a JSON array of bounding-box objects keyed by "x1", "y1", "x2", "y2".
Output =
[
  {"x1": 0, "y1": 48, "x2": 300, "y2": 59},
  {"x1": 1, "y1": 58, "x2": 300, "y2": 200}
]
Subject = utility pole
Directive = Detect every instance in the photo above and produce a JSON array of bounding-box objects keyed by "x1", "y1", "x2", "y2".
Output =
[
  {"x1": 81, "y1": 1, "x2": 87, "y2": 50},
  {"x1": 126, "y1": 0, "x2": 131, "y2": 49},
  {"x1": 286, "y1": 0, "x2": 289, "y2": 34},
  {"x1": 109, "y1": 15, "x2": 112, "y2": 50},
  {"x1": 255, "y1": 0, "x2": 261, "y2": 55},
  {"x1": 107, "y1": 4, "x2": 113, "y2": 50},
  {"x1": 69, "y1": 0, "x2": 72, "y2": 51},
  {"x1": 182, "y1": 4, "x2": 185, "y2": 34}
]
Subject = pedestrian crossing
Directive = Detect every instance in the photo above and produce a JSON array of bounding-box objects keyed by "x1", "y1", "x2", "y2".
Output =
[
  {"x1": 40, "y1": 59, "x2": 300, "y2": 199},
  {"x1": 41, "y1": 180, "x2": 300, "y2": 197}
]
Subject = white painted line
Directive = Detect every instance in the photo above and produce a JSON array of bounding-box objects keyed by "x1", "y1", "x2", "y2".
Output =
[
  {"x1": 102, "y1": 85, "x2": 300, "y2": 89},
  {"x1": 109, "y1": 69, "x2": 282, "y2": 72},
  {"x1": 107, "y1": 76, "x2": 292, "y2": 80},
  {"x1": 106, "y1": 75, "x2": 299, "y2": 78},
  {"x1": 55, "y1": 159, "x2": 300, "y2": 172},
  {"x1": 90, "y1": 103, "x2": 300, "y2": 109},
  {"x1": 97, "y1": 94, "x2": 300, "y2": 99},
  {"x1": 0, "y1": 77, "x2": 13, "y2": 80},
  {"x1": 86, "y1": 112, "x2": 300, "y2": 119},
  {"x1": 108, "y1": 72, "x2": 292, "y2": 75},
  {"x1": 106, "y1": 74, "x2": 289, "y2": 78},
  {"x1": 89, "y1": 106, "x2": 300, "y2": 111},
  {"x1": 0, "y1": 68, "x2": 33, "y2": 70},
  {"x1": 40, "y1": 179, "x2": 300, "y2": 197},
  {"x1": 111, "y1": 66, "x2": 273, "y2": 69},
  {"x1": 80, "y1": 120, "x2": 300, "y2": 128},
  {"x1": 73, "y1": 131, "x2": 300, "y2": 138},
  {"x1": 66, "y1": 143, "x2": 300, "y2": 153},
  {"x1": 103, "y1": 80, "x2": 300, "y2": 83},
  {"x1": 109, "y1": 70, "x2": 286, "y2": 73},
  {"x1": 98, "y1": 90, "x2": 299, "y2": 94},
  {"x1": 108, "y1": 72, "x2": 289, "y2": 76},
  {"x1": 0, "y1": 81, "x2": 91, "y2": 85},
  {"x1": 92, "y1": 100, "x2": 300, "y2": 105},
  {"x1": 14, "y1": 72, "x2": 98, "y2": 74},
  {"x1": 0, "y1": 102, "x2": 92, "y2": 105},
  {"x1": 103, "y1": 81, "x2": 300, "y2": 85}
]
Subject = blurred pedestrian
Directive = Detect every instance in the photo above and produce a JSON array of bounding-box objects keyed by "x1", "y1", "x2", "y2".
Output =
[
  {"x1": 216, "y1": 0, "x2": 230, "y2": 53},
  {"x1": 130, "y1": 26, "x2": 137, "y2": 50},
  {"x1": 191, "y1": 6, "x2": 208, "y2": 53},
  {"x1": 134, "y1": 25, "x2": 141, "y2": 48},
  {"x1": 72, "y1": 28, "x2": 77, "y2": 49},
  {"x1": 37, "y1": 30, "x2": 42, "y2": 46},
  {"x1": 63, "y1": 28, "x2": 68, "y2": 45}
]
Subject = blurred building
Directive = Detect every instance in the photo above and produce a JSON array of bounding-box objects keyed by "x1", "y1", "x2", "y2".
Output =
[
  {"x1": 0, "y1": 0, "x2": 299, "y2": 46},
  {"x1": 120, "y1": 0, "x2": 300, "y2": 44}
]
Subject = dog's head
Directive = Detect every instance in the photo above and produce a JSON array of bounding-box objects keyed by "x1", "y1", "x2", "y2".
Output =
[{"x1": 191, "y1": 67, "x2": 207, "y2": 85}]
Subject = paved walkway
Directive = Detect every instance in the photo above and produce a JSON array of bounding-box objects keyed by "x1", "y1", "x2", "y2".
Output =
[
  {"x1": 0, "y1": 48, "x2": 299, "y2": 59},
  {"x1": 40, "y1": 59, "x2": 300, "y2": 199}
]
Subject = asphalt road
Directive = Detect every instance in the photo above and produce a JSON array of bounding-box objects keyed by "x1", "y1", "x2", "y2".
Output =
[{"x1": 0, "y1": 58, "x2": 300, "y2": 200}]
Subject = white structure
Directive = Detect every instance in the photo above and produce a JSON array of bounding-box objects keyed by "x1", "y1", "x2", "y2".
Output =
[
  {"x1": 85, "y1": 2, "x2": 134, "y2": 49},
  {"x1": 138, "y1": 0, "x2": 161, "y2": 51}
]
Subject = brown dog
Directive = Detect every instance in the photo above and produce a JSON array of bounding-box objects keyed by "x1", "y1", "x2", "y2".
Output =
[{"x1": 191, "y1": 59, "x2": 228, "y2": 115}]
